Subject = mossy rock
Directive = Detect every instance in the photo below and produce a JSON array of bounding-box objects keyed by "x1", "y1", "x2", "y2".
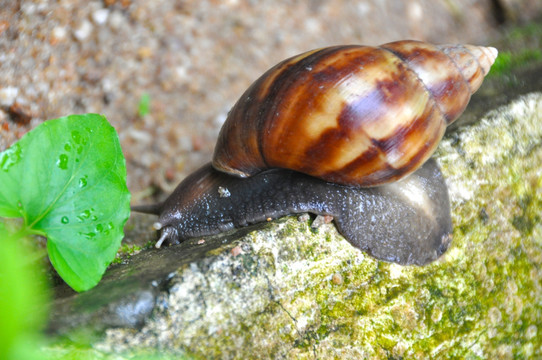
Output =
[{"x1": 82, "y1": 93, "x2": 542, "y2": 359}]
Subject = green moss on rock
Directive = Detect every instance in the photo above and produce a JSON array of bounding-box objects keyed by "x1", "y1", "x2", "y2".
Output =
[{"x1": 95, "y1": 94, "x2": 542, "y2": 359}]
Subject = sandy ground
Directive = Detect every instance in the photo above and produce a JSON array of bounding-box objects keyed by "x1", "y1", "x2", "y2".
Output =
[{"x1": 1, "y1": 0, "x2": 540, "y2": 202}]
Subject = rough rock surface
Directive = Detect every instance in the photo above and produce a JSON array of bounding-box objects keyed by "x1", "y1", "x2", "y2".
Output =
[{"x1": 48, "y1": 92, "x2": 542, "y2": 359}]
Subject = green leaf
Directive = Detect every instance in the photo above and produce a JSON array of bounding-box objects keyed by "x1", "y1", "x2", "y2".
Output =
[
  {"x1": 0, "y1": 114, "x2": 131, "y2": 291},
  {"x1": 0, "y1": 225, "x2": 49, "y2": 359}
]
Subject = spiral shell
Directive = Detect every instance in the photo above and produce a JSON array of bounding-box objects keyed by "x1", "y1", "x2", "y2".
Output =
[{"x1": 212, "y1": 40, "x2": 497, "y2": 187}]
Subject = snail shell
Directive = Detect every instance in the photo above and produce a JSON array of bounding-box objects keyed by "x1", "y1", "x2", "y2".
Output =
[{"x1": 213, "y1": 40, "x2": 498, "y2": 186}]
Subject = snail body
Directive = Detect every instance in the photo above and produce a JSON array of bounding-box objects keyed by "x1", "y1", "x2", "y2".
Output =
[
  {"x1": 146, "y1": 159, "x2": 451, "y2": 265},
  {"x1": 134, "y1": 40, "x2": 497, "y2": 265}
]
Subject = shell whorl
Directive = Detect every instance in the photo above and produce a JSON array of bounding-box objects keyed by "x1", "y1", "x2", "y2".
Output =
[{"x1": 213, "y1": 40, "x2": 497, "y2": 187}]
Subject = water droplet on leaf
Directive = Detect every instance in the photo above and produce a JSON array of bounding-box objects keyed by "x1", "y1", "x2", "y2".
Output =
[
  {"x1": 0, "y1": 143, "x2": 22, "y2": 171},
  {"x1": 77, "y1": 209, "x2": 93, "y2": 222},
  {"x1": 71, "y1": 130, "x2": 82, "y2": 144},
  {"x1": 57, "y1": 154, "x2": 69, "y2": 170},
  {"x1": 79, "y1": 175, "x2": 88, "y2": 187},
  {"x1": 61, "y1": 216, "x2": 69, "y2": 224},
  {"x1": 80, "y1": 231, "x2": 96, "y2": 239}
]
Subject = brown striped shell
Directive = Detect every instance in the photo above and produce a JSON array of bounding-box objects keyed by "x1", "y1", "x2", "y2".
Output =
[{"x1": 212, "y1": 40, "x2": 498, "y2": 187}]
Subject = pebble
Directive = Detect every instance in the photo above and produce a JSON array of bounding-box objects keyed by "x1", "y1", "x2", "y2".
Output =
[
  {"x1": 175, "y1": 66, "x2": 188, "y2": 81},
  {"x1": 137, "y1": 47, "x2": 153, "y2": 59},
  {"x1": 311, "y1": 215, "x2": 333, "y2": 228},
  {"x1": 177, "y1": 136, "x2": 192, "y2": 152},
  {"x1": 331, "y1": 273, "x2": 343, "y2": 285},
  {"x1": 51, "y1": 26, "x2": 68, "y2": 44},
  {"x1": 230, "y1": 246, "x2": 243, "y2": 257},
  {"x1": 127, "y1": 128, "x2": 153, "y2": 144},
  {"x1": 7, "y1": 102, "x2": 32, "y2": 124},
  {"x1": 92, "y1": 8, "x2": 110, "y2": 25},
  {"x1": 0, "y1": 21, "x2": 9, "y2": 36},
  {"x1": 0, "y1": 87, "x2": 18, "y2": 106},
  {"x1": 525, "y1": 324, "x2": 537, "y2": 340},
  {"x1": 108, "y1": 11, "x2": 125, "y2": 31},
  {"x1": 74, "y1": 20, "x2": 93, "y2": 41}
]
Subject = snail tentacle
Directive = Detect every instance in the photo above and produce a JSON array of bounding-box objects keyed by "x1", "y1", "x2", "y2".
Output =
[{"x1": 154, "y1": 226, "x2": 177, "y2": 249}]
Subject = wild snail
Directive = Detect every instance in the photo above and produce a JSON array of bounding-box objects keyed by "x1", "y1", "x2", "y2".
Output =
[{"x1": 134, "y1": 40, "x2": 498, "y2": 266}]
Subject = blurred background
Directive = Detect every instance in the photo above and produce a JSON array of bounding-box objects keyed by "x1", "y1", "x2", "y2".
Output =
[{"x1": 1, "y1": 0, "x2": 541, "y2": 200}]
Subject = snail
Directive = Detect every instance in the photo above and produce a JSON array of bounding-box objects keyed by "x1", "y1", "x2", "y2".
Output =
[{"x1": 133, "y1": 40, "x2": 497, "y2": 266}]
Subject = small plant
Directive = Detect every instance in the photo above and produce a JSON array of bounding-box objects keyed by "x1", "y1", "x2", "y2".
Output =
[
  {"x1": 138, "y1": 93, "x2": 151, "y2": 117},
  {"x1": 0, "y1": 114, "x2": 131, "y2": 292}
]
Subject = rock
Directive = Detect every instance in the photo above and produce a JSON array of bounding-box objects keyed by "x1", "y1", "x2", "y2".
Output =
[{"x1": 48, "y1": 91, "x2": 542, "y2": 359}]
